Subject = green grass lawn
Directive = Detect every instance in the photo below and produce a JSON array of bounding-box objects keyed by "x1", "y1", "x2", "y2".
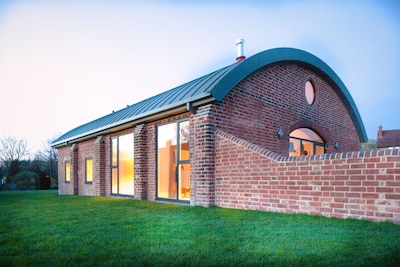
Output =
[{"x1": 1, "y1": 191, "x2": 399, "y2": 266}]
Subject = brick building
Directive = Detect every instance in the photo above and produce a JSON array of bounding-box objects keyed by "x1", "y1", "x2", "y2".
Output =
[
  {"x1": 52, "y1": 47, "x2": 400, "y2": 223},
  {"x1": 377, "y1": 125, "x2": 400, "y2": 150}
]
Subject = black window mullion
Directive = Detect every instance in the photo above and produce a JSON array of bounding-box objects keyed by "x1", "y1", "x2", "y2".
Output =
[{"x1": 176, "y1": 122, "x2": 180, "y2": 199}]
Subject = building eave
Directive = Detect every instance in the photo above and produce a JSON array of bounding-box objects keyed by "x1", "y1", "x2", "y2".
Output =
[{"x1": 51, "y1": 94, "x2": 215, "y2": 148}]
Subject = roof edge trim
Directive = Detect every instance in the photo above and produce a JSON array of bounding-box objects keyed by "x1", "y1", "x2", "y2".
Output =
[{"x1": 51, "y1": 94, "x2": 215, "y2": 147}]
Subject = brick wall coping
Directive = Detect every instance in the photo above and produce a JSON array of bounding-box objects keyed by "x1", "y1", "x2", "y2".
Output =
[{"x1": 215, "y1": 129, "x2": 400, "y2": 162}]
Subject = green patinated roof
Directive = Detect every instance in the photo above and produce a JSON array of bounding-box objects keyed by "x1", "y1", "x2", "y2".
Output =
[{"x1": 52, "y1": 48, "x2": 367, "y2": 147}]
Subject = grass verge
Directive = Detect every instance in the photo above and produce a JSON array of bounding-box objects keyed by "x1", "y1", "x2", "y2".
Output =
[{"x1": 1, "y1": 190, "x2": 399, "y2": 266}]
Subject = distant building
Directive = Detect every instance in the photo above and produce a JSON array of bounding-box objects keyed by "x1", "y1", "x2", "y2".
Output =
[{"x1": 377, "y1": 125, "x2": 400, "y2": 150}]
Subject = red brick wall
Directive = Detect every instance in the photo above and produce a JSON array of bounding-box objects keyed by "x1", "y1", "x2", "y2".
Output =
[
  {"x1": 57, "y1": 146, "x2": 73, "y2": 195},
  {"x1": 57, "y1": 129, "x2": 132, "y2": 197},
  {"x1": 213, "y1": 63, "x2": 361, "y2": 155},
  {"x1": 145, "y1": 123, "x2": 156, "y2": 201},
  {"x1": 192, "y1": 104, "x2": 216, "y2": 206},
  {"x1": 215, "y1": 129, "x2": 400, "y2": 224},
  {"x1": 134, "y1": 124, "x2": 147, "y2": 199},
  {"x1": 75, "y1": 139, "x2": 97, "y2": 196},
  {"x1": 95, "y1": 136, "x2": 106, "y2": 196},
  {"x1": 102, "y1": 136, "x2": 111, "y2": 196}
]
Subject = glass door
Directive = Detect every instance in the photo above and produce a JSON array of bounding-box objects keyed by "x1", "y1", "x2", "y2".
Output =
[
  {"x1": 157, "y1": 120, "x2": 190, "y2": 201},
  {"x1": 111, "y1": 133, "x2": 134, "y2": 196}
]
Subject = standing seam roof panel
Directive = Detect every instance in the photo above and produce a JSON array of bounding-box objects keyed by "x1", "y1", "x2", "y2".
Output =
[{"x1": 51, "y1": 63, "x2": 238, "y2": 145}]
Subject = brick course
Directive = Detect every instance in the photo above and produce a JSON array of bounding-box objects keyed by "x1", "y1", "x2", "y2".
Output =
[
  {"x1": 192, "y1": 104, "x2": 215, "y2": 206},
  {"x1": 134, "y1": 124, "x2": 147, "y2": 199},
  {"x1": 75, "y1": 139, "x2": 96, "y2": 196},
  {"x1": 57, "y1": 146, "x2": 72, "y2": 195},
  {"x1": 215, "y1": 129, "x2": 400, "y2": 224},
  {"x1": 95, "y1": 136, "x2": 106, "y2": 196},
  {"x1": 212, "y1": 63, "x2": 360, "y2": 154}
]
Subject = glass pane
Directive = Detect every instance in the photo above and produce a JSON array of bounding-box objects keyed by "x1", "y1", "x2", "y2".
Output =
[
  {"x1": 65, "y1": 162, "x2": 70, "y2": 182},
  {"x1": 302, "y1": 141, "x2": 313, "y2": 156},
  {"x1": 158, "y1": 123, "x2": 177, "y2": 149},
  {"x1": 179, "y1": 164, "x2": 190, "y2": 200},
  {"x1": 305, "y1": 81, "x2": 315, "y2": 105},
  {"x1": 315, "y1": 144, "x2": 325, "y2": 155},
  {"x1": 179, "y1": 121, "x2": 190, "y2": 161},
  {"x1": 289, "y1": 138, "x2": 300, "y2": 157},
  {"x1": 118, "y1": 134, "x2": 134, "y2": 195},
  {"x1": 111, "y1": 138, "x2": 118, "y2": 166},
  {"x1": 157, "y1": 123, "x2": 177, "y2": 199},
  {"x1": 290, "y1": 128, "x2": 323, "y2": 142},
  {"x1": 86, "y1": 159, "x2": 93, "y2": 182},
  {"x1": 289, "y1": 128, "x2": 325, "y2": 156},
  {"x1": 112, "y1": 168, "x2": 118, "y2": 194}
]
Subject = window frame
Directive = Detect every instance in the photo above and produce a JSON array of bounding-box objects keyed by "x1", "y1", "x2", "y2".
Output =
[
  {"x1": 289, "y1": 136, "x2": 325, "y2": 155},
  {"x1": 110, "y1": 133, "x2": 134, "y2": 196},
  {"x1": 156, "y1": 118, "x2": 190, "y2": 203},
  {"x1": 85, "y1": 158, "x2": 93, "y2": 184},
  {"x1": 65, "y1": 161, "x2": 71, "y2": 183},
  {"x1": 305, "y1": 79, "x2": 316, "y2": 105},
  {"x1": 111, "y1": 137, "x2": 119, "y2": 194}
]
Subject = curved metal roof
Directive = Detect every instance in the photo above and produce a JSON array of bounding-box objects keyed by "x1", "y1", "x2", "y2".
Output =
[{"x1": 52, "y1": 48, "x2": 367, "y2": 147}]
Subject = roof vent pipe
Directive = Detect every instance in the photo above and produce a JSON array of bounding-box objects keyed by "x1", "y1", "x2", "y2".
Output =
[{"x1": 236, "y1": 38, "x2": 245, "y2": 61}]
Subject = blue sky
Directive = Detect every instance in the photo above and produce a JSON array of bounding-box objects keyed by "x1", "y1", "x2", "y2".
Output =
[{"x1": 0, "y1": 0, "x2": 399, "y2": 153}]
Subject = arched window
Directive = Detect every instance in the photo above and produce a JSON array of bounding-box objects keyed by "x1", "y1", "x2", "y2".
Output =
[{"x1": 289, "y1": 128, "x2": 325, "y2": 156}]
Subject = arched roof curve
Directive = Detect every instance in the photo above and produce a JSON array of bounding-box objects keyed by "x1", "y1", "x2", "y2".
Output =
[
  {"x1": 52, "y1": 47, "x2": 367, "y2": 147},
  {"x1": 210, "y1": 48, "x2": 367, "y2": 142}
]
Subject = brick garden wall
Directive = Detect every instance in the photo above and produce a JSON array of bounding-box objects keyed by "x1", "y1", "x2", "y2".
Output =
[{"x1": 215, "y1": 129, "x2": 400, "y2": 224}]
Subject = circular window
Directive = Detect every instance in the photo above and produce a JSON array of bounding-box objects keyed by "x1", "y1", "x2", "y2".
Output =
[{"x1": 305, "y1": 80, "x2": 315, "y2": 105}]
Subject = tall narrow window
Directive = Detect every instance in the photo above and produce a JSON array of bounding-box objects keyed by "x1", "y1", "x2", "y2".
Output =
[
  {"x1": 85, "y1": 158, "x2": 93, "y2": 183},
  {"x1": 111, "y1": 133, "x2": 134, "y2": 195},
  {"x1": 157, "y1": 120, "x2": 190, "y2": 201},
  {"x1": 65, "y1": 161, "x2": 71, "y2": 182},
  {"x1": 289, "y1": 128, "x2": 325, "y2": 156}
]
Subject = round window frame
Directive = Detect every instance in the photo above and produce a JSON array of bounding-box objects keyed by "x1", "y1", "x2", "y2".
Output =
[{"x1": 305, "y1": 80, "x2": 315, "y2": 105}]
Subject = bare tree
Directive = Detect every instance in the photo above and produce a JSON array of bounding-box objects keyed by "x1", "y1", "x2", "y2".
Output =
[
  {"x1": 31, "y1": 137, "x2": 58, "y2": 180},
  {"x1": 0, "y1": 136, "x2": 29, "y2": 181}
]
